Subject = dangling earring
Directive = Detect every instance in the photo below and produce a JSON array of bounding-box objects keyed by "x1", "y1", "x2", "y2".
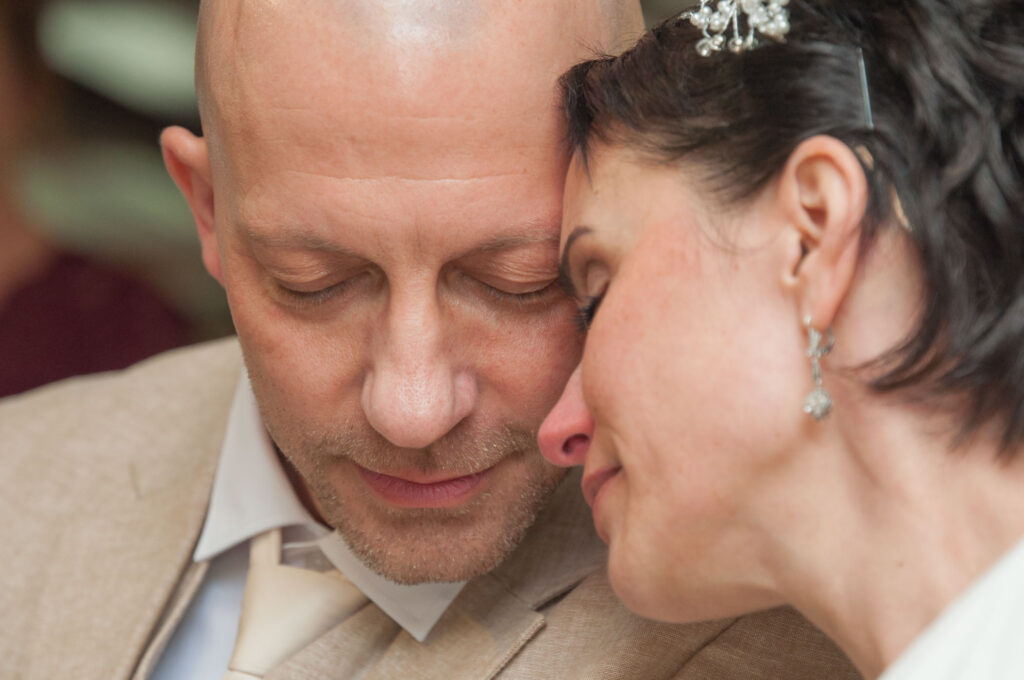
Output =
[{"x1": 803, "y1": 317, "x2": 835, "y2": 420}]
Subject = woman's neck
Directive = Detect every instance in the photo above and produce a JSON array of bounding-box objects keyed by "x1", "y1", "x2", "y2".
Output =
[{"x1": 764, "y1": 401, "x2": 1024, "y2": 679}]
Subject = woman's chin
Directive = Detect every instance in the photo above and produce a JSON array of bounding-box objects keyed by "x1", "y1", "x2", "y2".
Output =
[
  {"x1": 605, "y1": 545, "x2": 685, "y2": 622},
  {"x1": 607, "y1": 547, "x2": 779, "y2": 624}
]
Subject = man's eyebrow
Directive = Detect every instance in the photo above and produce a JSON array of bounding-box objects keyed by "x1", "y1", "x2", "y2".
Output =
[
  {"x1": 238, "y1": 224, "x2": 361, "y2": 257},
  {"x1": 471, "y1": 231, "x2": 561, "y2": 255},
  {"x1": 558, "y1": 226, "x2": 593, "y2": 298},
  {"x1": 239, "y1": 223, "x2": 559, "y2": 258}
]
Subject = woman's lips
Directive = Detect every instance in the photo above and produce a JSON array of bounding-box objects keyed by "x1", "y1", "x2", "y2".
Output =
[
  {"x1": 356, "y1": 465, "x2": 491, "y2": 508},
  {"x1": 581, "y1": 466, "x2": 622, "y2": 509}
]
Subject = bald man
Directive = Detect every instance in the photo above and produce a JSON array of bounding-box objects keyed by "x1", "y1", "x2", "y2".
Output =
[{"x1": 0, "y1": 1, "x2": 860, "y2": 678}]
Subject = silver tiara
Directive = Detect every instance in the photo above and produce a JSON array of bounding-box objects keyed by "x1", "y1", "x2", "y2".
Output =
[{"x1": 685, "y1": 0, "x2": 791, "y2": 56}]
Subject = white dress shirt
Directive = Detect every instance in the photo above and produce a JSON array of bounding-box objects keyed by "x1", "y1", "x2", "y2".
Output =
[
  {"x1": 880, "y1": 535, "x2": 1024, "y2": 680},
  {"x1": 151, "y1": 374, "x2": 466, "y2": 680}
]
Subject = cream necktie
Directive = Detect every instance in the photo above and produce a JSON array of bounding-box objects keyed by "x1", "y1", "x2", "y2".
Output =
[{"x1": 224, "y1": 529, "x2": 370, "y2": 679}]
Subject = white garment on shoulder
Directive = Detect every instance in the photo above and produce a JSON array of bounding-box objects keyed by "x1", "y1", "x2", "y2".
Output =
[{"x1": 880, "y1": 536, "x2": 1024, "y2": 680}]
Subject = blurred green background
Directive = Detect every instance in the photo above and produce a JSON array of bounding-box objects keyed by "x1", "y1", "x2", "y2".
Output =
[{"x1": 16, "y1": 0, "x2": 692, "y2": 341}]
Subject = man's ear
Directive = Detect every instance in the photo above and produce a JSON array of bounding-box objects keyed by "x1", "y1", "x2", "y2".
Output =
[
  {"x1": 161, "y1": 126, "x2": 223, "y2": 285},
  {"x1": 777, "y1": 135, "x2": 868, "y2": 329}
]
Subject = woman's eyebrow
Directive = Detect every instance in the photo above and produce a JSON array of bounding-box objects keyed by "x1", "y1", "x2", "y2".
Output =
[{"x1": 558, "y1": 226, "x2": 593, "y2": 297}]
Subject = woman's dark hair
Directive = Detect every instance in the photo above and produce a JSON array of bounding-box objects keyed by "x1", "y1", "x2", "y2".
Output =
[{"x1": 562, "y1": 0, "x2": 1024, "y2": 452}]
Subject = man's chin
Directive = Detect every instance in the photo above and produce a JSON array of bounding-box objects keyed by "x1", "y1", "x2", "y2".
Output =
[
  {"x1": 323, "y1": 464, "x2": 568, "y2": 584},
  {"x1": 335, "y1": 508, "x2": 521, "y2": 584}
]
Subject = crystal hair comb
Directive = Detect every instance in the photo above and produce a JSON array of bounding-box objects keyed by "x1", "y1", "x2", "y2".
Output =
[{"x1": 685, "y1": 0, "x2": 791, "y2": 56}]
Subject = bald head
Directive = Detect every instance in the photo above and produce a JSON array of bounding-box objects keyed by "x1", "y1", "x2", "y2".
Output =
[{"x1": 195, "y1": 0, "x2": 643, "y2": 140}]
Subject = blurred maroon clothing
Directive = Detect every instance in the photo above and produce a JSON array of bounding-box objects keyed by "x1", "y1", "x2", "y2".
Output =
[{"x1": 0, "y1": 252, "x2": 192, "y2": 397}]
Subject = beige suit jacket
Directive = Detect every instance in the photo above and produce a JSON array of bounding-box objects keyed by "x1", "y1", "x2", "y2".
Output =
[{"x1": 0, "y1": 339, "x2": 860, "y2": 679}]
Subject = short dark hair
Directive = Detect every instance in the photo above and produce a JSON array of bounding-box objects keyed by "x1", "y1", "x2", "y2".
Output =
[{"x1": 561, "y1": 0, "x2": 1024, "y2": 451}]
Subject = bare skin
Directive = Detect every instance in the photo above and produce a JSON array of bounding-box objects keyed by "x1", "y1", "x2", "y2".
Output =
[{"x1": 163, "y1": 0, "x2": 643, "y2": 584}]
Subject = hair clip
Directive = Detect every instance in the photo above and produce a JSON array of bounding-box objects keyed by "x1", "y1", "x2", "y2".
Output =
[
  {"x1": 684, "y1": 0, "x2": 791, "y2": 56},
  {"x1": 856, "y1": 48, "x2": 874, "y2": 130}
]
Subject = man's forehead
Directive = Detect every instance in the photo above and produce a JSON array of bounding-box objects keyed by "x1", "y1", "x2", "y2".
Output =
[
  {"x1": 200, "y1": 3, "x2": 609, "y2": 186},
  {"x1": 234, "y1": 165, "x2": 566, "y2": 246}
]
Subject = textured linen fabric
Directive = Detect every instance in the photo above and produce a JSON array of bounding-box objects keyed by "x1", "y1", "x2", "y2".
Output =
[
  {"x1": 0, "y1": 338, "x2": 863, "y2": 679},
  {"x1": 879, "y1": 536, "x2": 1024, "y2": 680}
]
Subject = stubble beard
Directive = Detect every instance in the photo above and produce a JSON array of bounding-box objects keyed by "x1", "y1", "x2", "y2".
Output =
[{"x1": 269, "y1": 416, "x2": 566, "y2": 585}]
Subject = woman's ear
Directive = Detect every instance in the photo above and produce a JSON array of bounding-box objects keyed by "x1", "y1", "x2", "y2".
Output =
[
  {"x1": 161, "y1": 126, "x2": 223, "y2": 285},
  {"x1": 777, "y1": 135, "x2": 868, "y2": 328}
]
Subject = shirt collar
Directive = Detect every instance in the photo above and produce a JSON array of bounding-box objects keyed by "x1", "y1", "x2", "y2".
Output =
[
  {"x1": 193, "y1": 373, "x2": 314, "y2": 562},
  {"x1": 194, "y1": 372, "x2": 465, "y2": 642},
  {"x1": 316, "y1": 532, "x2": 465, "y2": 643}
]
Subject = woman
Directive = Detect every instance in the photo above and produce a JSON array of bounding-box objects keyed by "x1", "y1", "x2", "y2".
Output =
[{"x1": 538, "y1": 1, "x2": 1024, "y2": 678}]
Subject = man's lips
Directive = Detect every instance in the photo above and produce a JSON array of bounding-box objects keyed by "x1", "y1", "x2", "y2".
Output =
[
  {"x1": 581, "y1": 466, "x2": 622, "y2": 509},
  {"x1": 356, "y1": 465, "x2": 491, "y2": 508}
]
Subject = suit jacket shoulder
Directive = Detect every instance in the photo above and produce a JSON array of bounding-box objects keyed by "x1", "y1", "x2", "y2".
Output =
[
  {"x1": 0, "y1": 338, "x2": 242, "y2": 679},
  {"x1": 1, "y1": 336, "x2": 241, "y2": 468}
]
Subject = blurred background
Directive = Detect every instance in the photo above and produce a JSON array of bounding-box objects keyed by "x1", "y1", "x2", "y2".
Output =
[
  {"x1": 0, "y1": 0, "x2": 691, "y2": 395},
  {"x1": 644, "y1": 0, "x2": 692, "y2": 23}
]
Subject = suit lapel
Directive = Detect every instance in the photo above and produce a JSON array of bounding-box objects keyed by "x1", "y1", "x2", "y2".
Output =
[
  {"x1": 361, "y1": 574, "x2": 546, "y2": 680},
  {"x1": 269, "y1": 469, "x2": 604, "y2": 680},
  {"x1": 20, "y1": 405, "x2": 224, "y2": 675},
  {"x1": 269, "y1": 575, "x2": 544, "y2": 680},
  {"x1": 132, "y1": 560, "x2": 211, "y2": 680},
  {"x1": 23, "y1": 449, "x2": 219, "y2": 680}
]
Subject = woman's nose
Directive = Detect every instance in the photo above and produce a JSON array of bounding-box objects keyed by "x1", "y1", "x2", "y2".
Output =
[{"x1": 538, "y1": 365, "x2": 594, "y2": 467}]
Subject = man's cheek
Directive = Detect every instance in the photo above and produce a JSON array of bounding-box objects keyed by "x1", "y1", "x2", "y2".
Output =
[{"x1": 492, "y1": 335, "x2": 581, "y2": 421}]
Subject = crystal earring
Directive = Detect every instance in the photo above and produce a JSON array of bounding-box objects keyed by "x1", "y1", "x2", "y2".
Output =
[{"x1": 803, "y1": 317, "x2": 835, "y2": 420}]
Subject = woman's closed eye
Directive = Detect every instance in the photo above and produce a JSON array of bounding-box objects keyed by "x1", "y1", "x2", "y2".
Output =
[
  {"x1": 575, "y1": 292, "x2": 604, "y2": 333},
  {"x1": 558, "y1": 227, "x2": 612, "y2": 334}
]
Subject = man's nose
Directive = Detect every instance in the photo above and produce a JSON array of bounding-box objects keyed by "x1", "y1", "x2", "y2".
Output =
[
  {"x1": 538, "y1": 365, "x2": 594, "y2": 467},
  {"x1": 362, "y1": 296, "x2": 477, "y2": 449}
]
